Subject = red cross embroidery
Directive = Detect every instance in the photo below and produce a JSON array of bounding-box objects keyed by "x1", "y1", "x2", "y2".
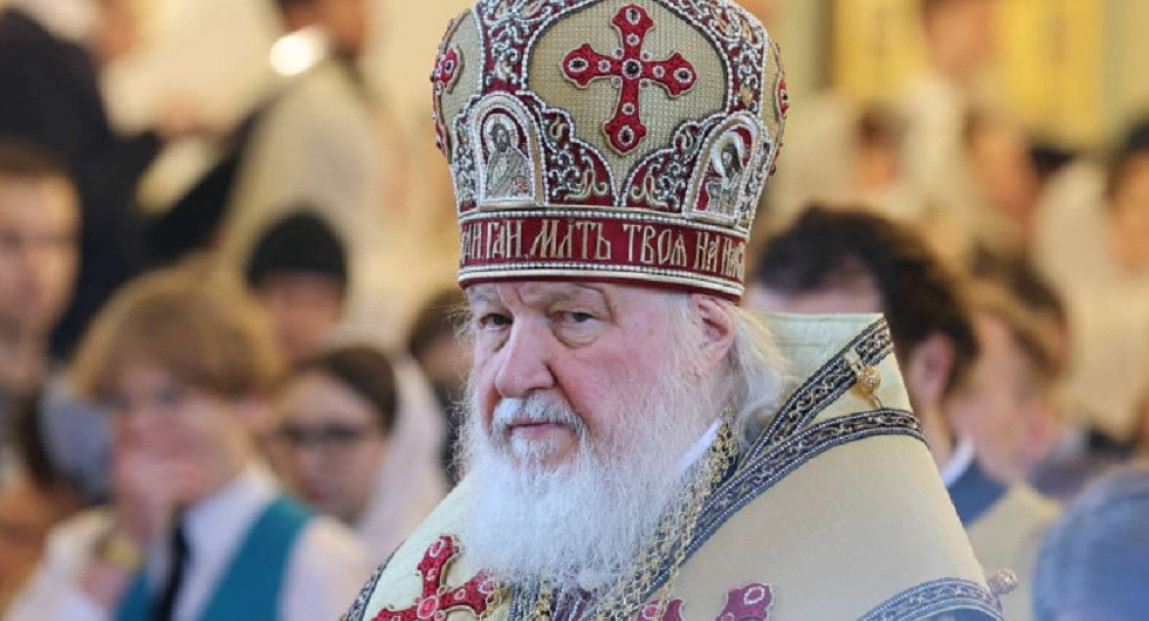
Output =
[
  {"x1": 776, "y1": 77, "x2": 789, "y2": 118},
  {"x1": 433, "y1": 47, "x2": 463, "y2": 96},
  {"x1": 431, "y1": 46, "x2": 463, "y2": 153},
  {"x1": 637, "y1": 584, "x2": 774, "y2": 621},
  {"x1": 562, "y1": 4, "x2": 697, "y2": 154},
  {"x1": 372, "y1": 536, "x2": 499, "y2": 621}
]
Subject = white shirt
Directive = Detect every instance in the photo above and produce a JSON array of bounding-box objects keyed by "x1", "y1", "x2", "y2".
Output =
[
  {"x1": 1034, "y1": 161, "x2": 1149, "y2": 439},
  {"x1": 940, "y1": 435, "x2": 977, "y2": 490},
  {"x1": 3, "y1": 465, "x2": 370, "y2": 621}
]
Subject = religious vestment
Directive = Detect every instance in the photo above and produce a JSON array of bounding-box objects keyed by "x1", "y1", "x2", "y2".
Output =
[
  {"x1": 344, "y1": 314, "x2": 1008, "y2": 621},
  {"x1": 366, "y1": 0, "x2": 1009, "y2": 617},
  {"x1": 4, "y1": 465, "x2": 369, "y2": 621}
]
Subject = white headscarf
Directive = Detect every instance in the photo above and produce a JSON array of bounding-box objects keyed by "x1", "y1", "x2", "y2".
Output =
[
  {"x1": 353, "y1": 354, "x2": 449, "y2": 563},
  {"x1": 8, "y1": 0, "x2": 100, "y2": 44}
]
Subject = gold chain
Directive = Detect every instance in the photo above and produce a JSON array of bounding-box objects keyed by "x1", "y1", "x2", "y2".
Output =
[
  {"x1": 481, "y1": 583, "x2": 508, "y2": 621},
  {"x1": 529, "y1": 582, "x2": 554, "y2": 621}
]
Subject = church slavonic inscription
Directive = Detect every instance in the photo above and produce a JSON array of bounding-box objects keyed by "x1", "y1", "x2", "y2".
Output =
[
  {"x1": 693, "y1": 231, "x2": 745, "y2": 281},
  {"x1": 530, "y1": 220, "x2": 613, "y2": 261},
  {"x1": 459, "y1": 218, "x2": 746, "y2": 282},
  {"x1": 461, "y1": 220, "x2": 524, "y2": 263},
  {"x1": 622, "y1": 224, "x2": 689, "y2": 269}
]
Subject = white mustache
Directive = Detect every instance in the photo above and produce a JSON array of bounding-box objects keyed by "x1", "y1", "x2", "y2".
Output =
[{"x1": 493, "y1": 395, "x2": 587, "y2": 437}]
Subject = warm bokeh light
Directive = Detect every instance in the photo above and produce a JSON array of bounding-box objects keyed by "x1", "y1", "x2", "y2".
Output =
[{"x1": 269, "y1": 27, "x2": 326, "y2": 77}]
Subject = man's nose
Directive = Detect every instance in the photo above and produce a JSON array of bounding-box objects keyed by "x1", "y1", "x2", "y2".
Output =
[{"x1": 494, "y1": 321, "x2": 556, "y2": 399}]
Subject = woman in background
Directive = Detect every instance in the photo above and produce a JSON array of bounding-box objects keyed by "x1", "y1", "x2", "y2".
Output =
[{"x1": 268, "y1": 345, "x2": 441, "y2": 563}]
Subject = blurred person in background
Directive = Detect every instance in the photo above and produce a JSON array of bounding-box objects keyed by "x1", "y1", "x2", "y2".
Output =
[
  {"x1": 941, "y1": 283, "x2": 1061, "y2": 621},
  {"x1": 1034, "y1": 464, "x2": 1149, "y2": 620},
  {"x1": 245, "y1": 212, "x2": 450, "y2": 532},
  {"x1": 0, "y1": 143, "x2": 80, "y2": 482},
  {"x1": 1036, "y1": 119, "x2": 1149, "y2": 447},
  {"x1": 269, "y1": 345, "x2": 439, "y2": 563},
  {"x1": 245, "y1": 210, "x2": 348, "y2": 367},
  {"x1": 947, "y1": 283, "x2": 1064, "y2": 486},
  {"x1": 0, "y1": 0, "x2": 207, "y2": 358},
  {"x1": 0, "y1": 382, "x2": 108, "y2": 611},
  {"x1": 749, "y1": 206, "x2": 1049, "y2": 621},
  {"x1": 0, "y1": 141, "x2": 108, "y2": 613},
  {"x1": 768, "y1": 101, "x2": 928, "y2": 229},
  {"x1": 405, "y1": 289, "x2": 469, "y2": 485},
  {"x1": 216, "y1": 0, "x2": 382, "y2": 322},
  {"x1": 961, "y1": 112, "x2": 1043, "y2": 257},
  {"x1": 970, "y1": 253, "x2": 1126, "y2": 501},
  {"x1": 901, "y1": 0, "x2": 1003, "y2": 254},
  {"x1": 850, "y1": 106, "x2": 927, "y2": 221},
  {"x1": 3, "y1": 267, "x2": 368, "y2": 621}
]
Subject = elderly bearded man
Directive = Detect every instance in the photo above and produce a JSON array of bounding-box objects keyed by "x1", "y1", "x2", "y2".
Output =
[{"x1": 343, "y1": 1, "x2": 1008, "y2": 620}]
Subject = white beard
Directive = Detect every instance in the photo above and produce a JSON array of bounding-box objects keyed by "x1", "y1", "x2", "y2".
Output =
[{"x1": 457, "y1": 349, "x2": 717, "y2": 592}]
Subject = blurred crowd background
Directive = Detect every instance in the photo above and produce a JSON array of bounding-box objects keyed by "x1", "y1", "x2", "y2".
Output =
[{"x1": 1, "y1": 0, "x2": 1149, "y2": 619}]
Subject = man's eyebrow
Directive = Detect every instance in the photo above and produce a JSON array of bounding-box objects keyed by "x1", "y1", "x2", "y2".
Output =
[
  {"x1": 534, "y1": 284, "x2": 608, "y2": 306},
  {"x1": 465, "y1": 287, "x2": 499, "y2": 305}
]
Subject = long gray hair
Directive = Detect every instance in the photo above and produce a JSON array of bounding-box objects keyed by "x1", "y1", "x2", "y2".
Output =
[{"x1": 666, "y1": 295, "x2": 791, "y2": 446}]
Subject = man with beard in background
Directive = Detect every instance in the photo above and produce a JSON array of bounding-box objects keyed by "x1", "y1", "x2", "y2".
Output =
[{"x1": 342, "y1": 1, "x2": 1009, "y2": 620}]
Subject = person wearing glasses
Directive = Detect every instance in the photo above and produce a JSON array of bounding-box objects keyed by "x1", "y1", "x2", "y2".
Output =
[
  {"x1": 269, "y1": 345, "x2": 434, "y2": 562},
  {"x1": 4, "y1": 267, "x2": 369, "y2": 621}
]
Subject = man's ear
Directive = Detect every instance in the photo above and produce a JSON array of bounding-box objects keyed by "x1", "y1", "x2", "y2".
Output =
[
  {"x1": 904, "y1": 332, "x2": 956, "y2": 412},
  {"x1": 691, "y1": 294, "x2": 737, "y2": 372}
]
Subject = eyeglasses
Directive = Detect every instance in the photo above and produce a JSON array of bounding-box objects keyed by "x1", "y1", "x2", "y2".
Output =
[
  {"x1": 272, "y1": 423, "x2": 379, "y2": 453},
  {"x1": 102, "y1": 383, "x2": 191, "y2": 420}
]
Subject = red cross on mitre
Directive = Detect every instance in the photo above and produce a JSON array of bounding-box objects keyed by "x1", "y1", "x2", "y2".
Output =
[
  {"x1": 431, "y1": 45, "x2": 463, "y2": 154},
  {"x1": 433, "y1": 47, "x2": 463, "y2": 96},
  {"x1": 562, "y1": 4, "x2": 697, "y2": 154},
  {"x1": 776, "y1": 77, "x2": 789, "y2": 119},
  {"x1": 372, "y1": 536, "x2": 501, "y2": 621},
  {"x1": 636, "y1": 583, "x2": 774, "y2": 621}
]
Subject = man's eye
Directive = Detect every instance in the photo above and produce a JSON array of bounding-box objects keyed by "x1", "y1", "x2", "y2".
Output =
[
  {"x1": 478, "y1": 313, "x2": 511, "y2": 329},
  {"x1": 556, "y1": 311, "x2": 595, "y2": 324}
]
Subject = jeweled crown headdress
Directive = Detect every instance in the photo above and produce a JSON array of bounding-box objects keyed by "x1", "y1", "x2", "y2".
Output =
[{"x1": 433, "y1": 0, "x2": 787, "y2": 300}]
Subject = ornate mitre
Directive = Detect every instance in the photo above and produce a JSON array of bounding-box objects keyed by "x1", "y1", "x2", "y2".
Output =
[{"x1": 431, "y1": 0, "x2": 787, "y2": 300}]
